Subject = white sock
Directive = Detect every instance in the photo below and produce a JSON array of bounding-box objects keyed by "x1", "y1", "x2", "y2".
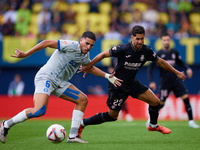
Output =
[
  {"x1": 80, "y1": 120, "x2": 85, "y2": 127},
  {"x1": 189, "y1": 120, "x2": 194, "y2": 124},
  {"x1": 69, "y1": 110, "x2": 84, "y2": 138},
  {"x1": 149, "y1": 123, "x2": 158, "y2": 128},
  {"x1": 4, "y1": 109, "x2": 28, "y2": 128}
]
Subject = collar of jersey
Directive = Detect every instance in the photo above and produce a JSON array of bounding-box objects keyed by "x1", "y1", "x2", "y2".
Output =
[{"x1": 130, "y1": 41, "x2": 142, "y2": 52}]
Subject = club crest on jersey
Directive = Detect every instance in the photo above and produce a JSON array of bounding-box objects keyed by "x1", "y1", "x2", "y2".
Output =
[
  {"x1": 112, "y1": 46, "x2": 117, "y2": 50},
  {"x1": 172, "y1": 53, "x2": 176, "y2": 59},
  {"x1": 140, "y1": 55, "x2": 144, "y2": 61},
  {"x1": 161, "y1": 54, "x2": 165, "y2": 58}
]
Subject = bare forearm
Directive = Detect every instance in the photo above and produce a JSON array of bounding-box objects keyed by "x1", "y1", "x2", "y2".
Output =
[
  {"x1": 157, "y1": 58, "x2": 179, "y2": 75},
  {"x1": 88, "y1": 66, "x2": 106, "y2": 78},
  {"x1": 27, "y1": 40, "x2": 57, "y2": 56}
]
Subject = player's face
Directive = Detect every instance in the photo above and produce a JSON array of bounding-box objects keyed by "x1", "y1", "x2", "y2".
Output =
[
  {"x1": 80, "y1": 37, "x2": 95, "y2": 54},
  {"x1": 161, "y1": 35, "x2": 171, "y2": 50},
  {"x1": 131, "y1": 34, "x2": 145, "y2": 50}
]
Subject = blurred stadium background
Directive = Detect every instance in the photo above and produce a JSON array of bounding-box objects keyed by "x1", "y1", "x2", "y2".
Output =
[{"x1": 0, "y1": 0, "x2": 200, "y2": 120}]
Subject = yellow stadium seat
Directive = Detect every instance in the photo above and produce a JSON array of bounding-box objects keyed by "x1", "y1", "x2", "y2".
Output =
[
  {"x1": 99, "y1": 14, "x2": 111, "y2": 25},
  {"x1": 28, "y1": 24, "x2": 39, "y2": 35},
  {"x1": 189, "y1": 13, "x2": 200, "y2": 24},
  {"x1": 89, "y1": 13, "x2": 100, "y2": 25},
  {"x1": 122, "y1": 12, "x2": 133, "y2": 24},
  {"x1": 191, "y1": 24, "x2": 200, "y2": 34},
  {"x1": 157, "y1": 12, "x2": 169, "y2": 25},
  {"x1": 32, "y1": 3, "x2": 43, "y2": 14},
  {"x1": 71, "y1": 3, "x2": 90, "y2": 14},
  {"x1": 62, "y1": 23, "x2": 78, "y2": 35},
  {"x1": 30, "y1": 14, "x2": 38, "y2": 25},
  {"x1": 132, "y1": 2, "x2": 147, "y2": 13},
  {"x1": 98, "y1": 2, "x2": 112, "y2": 14},
  {"x1": 75, "y1": 14, "x2": 88, "y2": 26}
]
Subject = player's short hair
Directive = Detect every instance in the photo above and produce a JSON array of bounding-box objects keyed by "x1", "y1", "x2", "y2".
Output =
[
  {"x1": 82, "y1": 31, "x2": 96, "y2": 41},
  {"x1": 161, "y1": 33, "x2": 171, "y2": 38},
  {"x1": 131, "y1": 25, "x2": 145, "y2": 36}
]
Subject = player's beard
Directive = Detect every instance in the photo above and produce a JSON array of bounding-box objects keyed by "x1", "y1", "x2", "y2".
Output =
[{"x1": 164, "y1": 44, "x2": 170, "y2": 50}]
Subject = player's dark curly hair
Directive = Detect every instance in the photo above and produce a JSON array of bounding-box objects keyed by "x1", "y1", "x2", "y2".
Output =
[
  {"x1": 82, "y1": 31, "x2": 96, "y2": 41},
  {"x1": 131, "y1": 25, "x2": 145, "y2": 36}
]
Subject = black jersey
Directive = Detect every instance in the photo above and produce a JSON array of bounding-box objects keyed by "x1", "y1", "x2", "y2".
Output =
[
  {"x1": 109, "y1": 42, "x2": 158, "y2": 89},
  {"x1": 148, "y1": 49, "x2": 189, "y2": 84}
]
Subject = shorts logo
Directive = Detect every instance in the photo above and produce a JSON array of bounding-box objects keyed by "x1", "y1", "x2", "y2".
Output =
[
  {"x1": 44, "y1": 88, "x2": 48, "y2": 92},
  {"x1": 62, "y1": 41, "x2": 68, "y2": 45}
]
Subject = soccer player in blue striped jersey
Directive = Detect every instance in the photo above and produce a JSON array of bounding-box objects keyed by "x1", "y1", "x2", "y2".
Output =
[
  {"x1": 147, "y1": 33, "x2": 199, "y2": 128},
  {"x1": 0, "y1": 31, "x2": 123, "y2": 144}
]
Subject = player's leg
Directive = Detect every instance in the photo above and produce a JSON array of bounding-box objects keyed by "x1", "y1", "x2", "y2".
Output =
[
  {"x1": 78, "y1": 89, "x2": 127, "y2": 138},
  {"x1": 180, "y1": 95, "x2": 199, "y2": 128},
  {"x1": 78, "y1": 109, "x2": 119, "y2": 138},
  {"x1": 138, "y1": 89, "x2": 171, "y2": 134},
  {"x1": 0, "y1": 93, "x2": 49, "y2": 143},
  {"x1": 56, "y1": 84, "x2": 89, "y2": 143},
  {"x1": 173, "y1": 81, "x2": 199, "y2": 128}
]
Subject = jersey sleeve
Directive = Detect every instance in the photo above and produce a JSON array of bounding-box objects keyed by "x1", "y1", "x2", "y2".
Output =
[
  {"x1": 148, "y1": 47, "x2": 159, "y2": 62},
  {"x1": 175, "y1": 50, "x2": 190, "y2": 70},
  {"x1": 57, "y1": 39, "x2": 78, "y2": 52},
  {"x1": 109, "y1": 44, "x2": 123, "y2": 58}
]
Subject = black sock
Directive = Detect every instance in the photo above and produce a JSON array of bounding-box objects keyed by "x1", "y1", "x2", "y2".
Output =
[
  {"x1": 83, "y1": 112, "x2": 116, "y2": 126},
  {"x1": 158, "y1": 104, "x2": 164, "y2": 111},
  {"x1": 183, "y1": 97, "x2": 193, "y2": 120},
  {"x1": 149, "y1": 105, "x2": 159, "y2": 125}
]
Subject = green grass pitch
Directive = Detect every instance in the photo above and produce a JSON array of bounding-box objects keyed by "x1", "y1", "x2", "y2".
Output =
[{"x1": 0, "y1": 120, "x2": 200, "y2": 150}]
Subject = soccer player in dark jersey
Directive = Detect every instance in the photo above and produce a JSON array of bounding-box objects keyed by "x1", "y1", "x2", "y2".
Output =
[
  {"x1": 108, "y1": 57, "x2": 133, "y2": 122},
  {"x1": 77, "y1": 25, "x2": 186, "y2": 138},
  {"x1": 147, "y1": 33, "x2": 199, "y2": 128}
]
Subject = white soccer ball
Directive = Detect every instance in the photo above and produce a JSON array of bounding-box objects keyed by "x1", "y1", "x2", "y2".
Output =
[{"x1": 46, "y1": 124, "x2": 66, "y2": 143}]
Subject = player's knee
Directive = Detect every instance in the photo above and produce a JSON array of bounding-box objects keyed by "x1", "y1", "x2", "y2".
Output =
[
  {"x1": 79, "y1": 95, "x2": 88, "y2": 106},
  {"x1": 151, "y1": 99, "x2": 160, "y2": 106},
  {"x1": 28, "y1": 105, "x2": 47, "y2": 118}
]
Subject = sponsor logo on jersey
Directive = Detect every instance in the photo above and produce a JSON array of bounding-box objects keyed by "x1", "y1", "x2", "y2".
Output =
[
  {"x1": 62, "y1": 41, "x2": 68, "y2": 45},
  {"x1": 124, "y1": 61, "x2": 142, "y2": 70}
]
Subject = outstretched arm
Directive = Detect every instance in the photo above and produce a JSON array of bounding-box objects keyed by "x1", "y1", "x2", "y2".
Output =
[
  {"x1": 85, "y1": 66, "x2": 123, "y2": 87},
  {"x1": 156, "y1": 57, "x2": 186, "y2": 81},
  {"x1": 11, "y1": 40, "x2": 58, "y2": 58},
  {"x1": 78, "y1": 50, "x2": 110, "y2": 73}
]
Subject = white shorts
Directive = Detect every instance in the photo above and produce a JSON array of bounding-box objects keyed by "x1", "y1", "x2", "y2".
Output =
[{"x1": 34, "y1": 77, "x2": 71, "y2": 97}]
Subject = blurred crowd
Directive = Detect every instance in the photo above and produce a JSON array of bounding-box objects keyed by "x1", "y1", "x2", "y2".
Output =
[{"x1": 0, "y1": 0, "x2": 199, "y2": 41}]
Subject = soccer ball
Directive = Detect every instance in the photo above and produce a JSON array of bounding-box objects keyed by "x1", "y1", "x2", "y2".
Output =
[{"x1": 46, "y1": 124, "x2": 66, "y2": 143}]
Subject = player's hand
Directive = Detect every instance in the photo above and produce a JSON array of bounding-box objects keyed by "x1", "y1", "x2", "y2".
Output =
[
  {"x1": 177, "y1": 71, "x2": 186, "y2": 81},
  {"x1": 186, "y1": 68, "x2": 193, "y2": 79},
  {"x1": 110, "y1": 71, "x2": 123, "y2": 87},
  {"x1": 78, "y1": 65, "x2": 92, "y2": 73},
  {"x1": 106, "y1": 72, "x2": 123, "y2": 87},
  {"x1": 149, "y1": 82, "x2": 156, "y2": 91},
  {"x1": 10, "y1": 48, "x2": 28, "y2": 58}
]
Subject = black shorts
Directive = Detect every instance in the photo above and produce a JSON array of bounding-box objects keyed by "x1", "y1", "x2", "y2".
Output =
[
  {"x1": 159, "y1": 78, "x2": 187, "y2": 102},
  {"x1": 107, "y1": 79, "x2": 148, "y2": 111}
]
